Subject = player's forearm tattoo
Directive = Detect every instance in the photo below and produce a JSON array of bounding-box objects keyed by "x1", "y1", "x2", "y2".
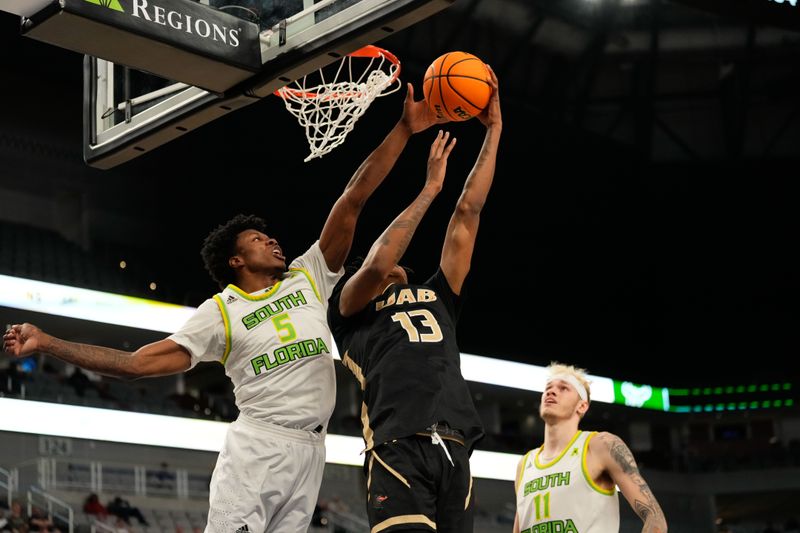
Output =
[
  {"x1": 602, "y1": 434, "x2": 668, "y2": 533},
  {"x1": 380, "y1": 191, "x2": 434, "y2": 262},
  {"x1": 47, "y1": 338, "x2": 134, "y2": 379}
]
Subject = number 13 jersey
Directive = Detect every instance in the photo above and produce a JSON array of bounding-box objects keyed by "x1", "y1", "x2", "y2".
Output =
[{"x1": 328, "y1": 268, "x2": 484, "y2": 453}]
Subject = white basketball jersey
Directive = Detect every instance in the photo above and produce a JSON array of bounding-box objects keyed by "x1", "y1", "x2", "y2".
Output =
[
  {"x1": 516, "y1": 431, "x2": 619, "y2": 533},
  {"x1": 169, "y1": 242, "x2": 341, "y2": 431}
]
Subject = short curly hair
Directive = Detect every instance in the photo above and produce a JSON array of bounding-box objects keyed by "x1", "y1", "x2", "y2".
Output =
[{"x1": 201, "y1": 214, "x2": 269, "y2": 289}]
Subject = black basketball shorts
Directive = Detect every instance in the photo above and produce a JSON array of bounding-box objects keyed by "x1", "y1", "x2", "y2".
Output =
[{"x1": 365, "y1": 435, "x2": 474, "y2": 533}]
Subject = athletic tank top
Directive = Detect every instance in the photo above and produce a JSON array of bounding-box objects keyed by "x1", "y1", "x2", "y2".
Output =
[{"x1": 516, "y1": 431, "x2": 619, "y2": 533}]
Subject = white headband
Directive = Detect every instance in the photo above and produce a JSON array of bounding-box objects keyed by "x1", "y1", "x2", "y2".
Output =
[{"x1": 547, "y1": 373, "x2": 589, "y2": 401}]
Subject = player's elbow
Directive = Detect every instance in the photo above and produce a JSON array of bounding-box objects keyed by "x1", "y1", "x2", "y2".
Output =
[
  {"x1": 126, "y1": 351, "x2": 174, "y2": 380},
  {"x1": 455, "y1": 198, "x2": 484, "y2": 219},
  {"x1": 121, "y1": 356, "x2": 149, "y2": 380},
  {"x1": 360, "y1": 261, "x2": 394, "y2": 283}
]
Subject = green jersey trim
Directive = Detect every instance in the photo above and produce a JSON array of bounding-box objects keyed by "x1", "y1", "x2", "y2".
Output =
[
  {"x1": 582, "y1": 431, "x2": 616, "y2": 496},
  {"x1": 227, "y1": 280, "x2": 283, "y2": 301},
  {"x1": 289, "y1": 267, "x2": 322, "y2": 303},
  {"x1": 534, "y1": 430, "x2": 583, "y2": 470},
  {"x1": 516, "y1": 450, "x2": 533, "y2": 490},
  {"x1": 212, "y1": 294, "x2": 232, "y2": 365}
]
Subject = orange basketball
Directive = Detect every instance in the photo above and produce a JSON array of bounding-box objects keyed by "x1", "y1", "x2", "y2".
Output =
[{"x1": 423, "y1": 51, "x2": 491, "y2": 122}]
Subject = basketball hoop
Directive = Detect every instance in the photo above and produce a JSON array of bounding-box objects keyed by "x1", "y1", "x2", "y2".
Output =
[{"x1": 275, "y1": 45, "x2": 401, "y2": 162}]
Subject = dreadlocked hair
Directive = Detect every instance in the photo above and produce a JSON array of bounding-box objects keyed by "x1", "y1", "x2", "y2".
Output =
[{"x1": 201, "y1": 214, "x2": 268, "y2": 289}]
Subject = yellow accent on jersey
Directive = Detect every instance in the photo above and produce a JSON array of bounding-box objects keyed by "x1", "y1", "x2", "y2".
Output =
[
  {"x1": 289, "y1": 267, "x2": 322, "y2": 302},
  {"x1": 534, "y1": 431, "x2": 583, "y2": 469},
  {"x1": 212, "y1": 294, "x2": 232, "y2": 365},
  {"x1": 516, "y1": 450, "x2": 532, "y2": 490},
  {"x1": 227, "y1": 281, "x2": 283, "y2": 301},
  {"x1": 582, "y1": 432, "x2": 616, "y2": 496}
]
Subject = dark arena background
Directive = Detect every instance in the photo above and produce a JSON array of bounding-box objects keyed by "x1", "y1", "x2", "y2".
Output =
[{"x1": 1, "y1": 0, "x2": 800, "y2": 531}]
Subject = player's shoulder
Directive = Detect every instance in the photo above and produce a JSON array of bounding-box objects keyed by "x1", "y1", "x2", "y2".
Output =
[
  {"x1": 587, "y1": 431, "x2": 629, "y2": 458},
  {"x1": 289, "y1": 240, "x2": 323, "y2": 268},
  {"x1": 515, "y1": 448, "x2": 538, "y2": 488},
  {"x1": 517, "y1": 447, "x2": 538, "y2": 469},
  {"x1": 591, "y1": 431, "x2": 622, "y2": 445}
]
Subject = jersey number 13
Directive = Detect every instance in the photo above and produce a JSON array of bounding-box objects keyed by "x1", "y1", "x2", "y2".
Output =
[{"x1": 390, "y1": 310, "x2": 443, "y2": 343}]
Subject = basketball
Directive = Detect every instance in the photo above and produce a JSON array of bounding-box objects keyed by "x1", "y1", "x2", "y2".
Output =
[{"x1": 423, "y1": 51, "x2": 491, "y2": 121}]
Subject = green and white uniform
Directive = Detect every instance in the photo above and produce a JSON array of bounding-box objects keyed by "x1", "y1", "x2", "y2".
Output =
[
  {"x1": 169, "y1": 241, "x2": 341, "y2": 533},
  {"x1": 516, "y1": 431, "x2": 619, "y2": 533}
]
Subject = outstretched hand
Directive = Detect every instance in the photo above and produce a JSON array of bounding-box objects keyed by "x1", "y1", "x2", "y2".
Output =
[
  {"x1": 477, "y1": 65, "x2": 502, "y2": 129},
  {"x1": 2, "y1": 323, "x2": 44, "y2": 358},
  {"x1": 425, "y1": 130, "x2": 457, "y2": 192},
  {"x1": 400, "y1": 83, "x2": 449, "y2": 134}
]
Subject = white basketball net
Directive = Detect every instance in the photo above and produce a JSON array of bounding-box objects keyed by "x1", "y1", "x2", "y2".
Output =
[{"x1": 276, "y1": 47, "x2": 401, "y2": 162}]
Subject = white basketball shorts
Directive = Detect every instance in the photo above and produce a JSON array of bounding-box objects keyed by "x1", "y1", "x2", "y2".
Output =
[{"x1": 205, "y1": 414, "x2": 326, "y2": 533}]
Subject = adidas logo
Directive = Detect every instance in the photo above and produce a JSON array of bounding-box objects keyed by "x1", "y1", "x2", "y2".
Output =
[
  {"x1": 234, "y1": 525, "x2": 249, "y2": 533},
  {"x1": 226, "y1": 295, "x2": 237, "y2": 304}
]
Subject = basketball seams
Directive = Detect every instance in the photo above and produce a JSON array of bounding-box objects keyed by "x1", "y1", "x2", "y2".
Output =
[
  {"x1": 423, "y1": 51, "x2": 490, "y2": 121},
  {"x1": 445, "y1": 77, "x2": 486, "y2": 112},
  {"x1": 437, "y1": 52, "x2": 458, "y2": 121},
  {"x1": 446, "y1": 57, "x2": 489, "y2": 113}
]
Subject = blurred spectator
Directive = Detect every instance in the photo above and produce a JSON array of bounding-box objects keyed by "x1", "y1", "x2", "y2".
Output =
[
  {"x1": 27, "y1": 507, "x2": 60, "y2": 533},
  {"x1": 152, "y1": 462, "x2": 174, "y2": 490},
  {"x1": 785, "y1": 518, "x2": 799, "y2": 533},
  {"x1": 113, "y1": 517, "x2": 129, "y2": 533},
  {"x1": 0, "y1": 362, "x2": 25, "y2": 395},
  {"x1": 82, "y1": 494, "x2": 107, "y2": 519},
  {"x1": 66, "y1": 367, "x2": 93, "y2": 397},
  {"x1": 4, "y1": 501, "x2": 27, "y2": 533},
  {"x1": 763, "y1": 523, "x2": 780, "y2": 533},
  {"x1": 107, "y1": 497, "x2": 148, "y2": 526},
  {"x1": 327, "y1": 496, "x2": 350, "y2": 514},
  {"x1": 310, "y1": 502, "x2": 327, "y2": 528}
]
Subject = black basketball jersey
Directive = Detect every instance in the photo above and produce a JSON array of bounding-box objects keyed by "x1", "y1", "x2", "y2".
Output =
[{"x1": 328, "y1": 268, "x2": 484, "y2": 453}]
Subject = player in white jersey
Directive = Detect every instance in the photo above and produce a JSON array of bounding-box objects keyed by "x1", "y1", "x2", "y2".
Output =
[
  {"x1": 3, "y1": 82, "x2": 446, "y2": 533},
  {"x1": 514, "y1": 363, "x2": 668, "y2": 533}
]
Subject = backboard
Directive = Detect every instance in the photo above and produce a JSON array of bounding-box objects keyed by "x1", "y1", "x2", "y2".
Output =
[{"x1": 73, "y1": 0, "x2": 454, "y2": 169}]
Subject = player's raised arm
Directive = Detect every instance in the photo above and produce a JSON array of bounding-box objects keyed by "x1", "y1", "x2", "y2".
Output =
[
  {"x1": 440, "y1": 65, "x2": 502, "y2": 295},
  {"x1": 319, "y1": 84, "x2": 446, "y2": 273},
  {"x1": 337, "y1": 130, "x2": 456, "y2": 317}
]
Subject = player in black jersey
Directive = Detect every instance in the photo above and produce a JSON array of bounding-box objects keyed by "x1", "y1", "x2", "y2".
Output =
[{"x1": 328, "y1": 66, "x2": 501, "y2": 533}]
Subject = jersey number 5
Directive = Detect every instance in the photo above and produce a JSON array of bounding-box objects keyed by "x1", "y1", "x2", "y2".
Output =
[
  {"x1": 272, "y1": 313, "x2": 297, "y2": 342},
  {"x1": 390, "y1": 310, "x2": 443, "y2": 343}
]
